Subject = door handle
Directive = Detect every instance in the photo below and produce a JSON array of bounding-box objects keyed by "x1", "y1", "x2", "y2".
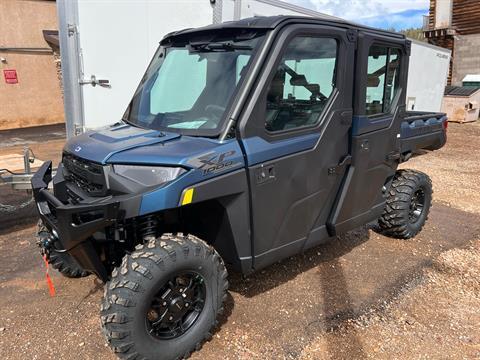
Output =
[
  {"x1": 328, "y1": 155, "x2": 352, "y2": 175},
  {"x1": 255, "y1": 164, "x2": 275, "y2": 184},
  {"x1": 79, "y1": 75, "x2": 111, "y2": 88}
]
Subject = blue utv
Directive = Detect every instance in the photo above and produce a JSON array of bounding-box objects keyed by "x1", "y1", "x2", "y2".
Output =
[{"x1": 32, "y1": 16, "x2": 447, "y2": 360}]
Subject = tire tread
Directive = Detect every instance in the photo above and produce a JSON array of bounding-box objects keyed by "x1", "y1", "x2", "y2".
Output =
[
  {"x1": 375, "y1": 169, "x2": 432, "y2": 239},
  {"x1": 101, "y1": 234, "x2": 228, "y2": 360}
]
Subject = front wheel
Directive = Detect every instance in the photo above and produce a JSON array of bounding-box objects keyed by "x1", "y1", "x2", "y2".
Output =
[
  {"x1": 375, "y1": 169, "x2": 432, "y2": 239},
  {"x1": 101, "y1": 234, "x2": 228, "y2": 360},
  {"x1": 37, "y1": 221, "x2": 89, "y2": 278}
]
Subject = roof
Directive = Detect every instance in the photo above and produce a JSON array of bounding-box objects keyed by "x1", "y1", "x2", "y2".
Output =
[
  {"x1": 162, "y1": 15, "x2": 405, "y2": 42},
  {"x1": 444, "y1": 86, "x2": 480, "y2": 97},
  {"x1": 463, "y1": 74, "x2": 480, "y2": 83}
]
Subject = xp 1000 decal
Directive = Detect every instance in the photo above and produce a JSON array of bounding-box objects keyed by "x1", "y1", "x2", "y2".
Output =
[{"x1": 189, "y1": 150, "x2": 239, "y2": 175}]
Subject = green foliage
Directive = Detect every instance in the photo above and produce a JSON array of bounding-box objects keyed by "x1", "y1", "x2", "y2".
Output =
[
  {"x1": 400, "y1": 28, "x2": 426, "y2": 42},
  {"x1": 385, "y1": 27, "x2": 426, "y2": 42}
]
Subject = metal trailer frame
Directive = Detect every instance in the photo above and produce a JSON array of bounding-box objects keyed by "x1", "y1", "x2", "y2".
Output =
[
  {"x1": 0, "y1": 147, "x2": 56, "y2": 191},
  {"x1": 57, "y1": 0, "x2": 83, "y2": 138}
]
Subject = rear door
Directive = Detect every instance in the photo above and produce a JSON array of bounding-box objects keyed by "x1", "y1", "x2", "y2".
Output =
[
  {"x1": 238, "y1": 24, "x2": 355, "y2": 269},
  {"x1": 328, "y1": 31, "x2": 410, "y2": 234}
]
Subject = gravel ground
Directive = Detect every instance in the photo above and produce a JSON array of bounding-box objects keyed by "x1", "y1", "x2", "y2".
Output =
[{"x1": 0, "y1": 122, "x2": 479, "y2": 359}]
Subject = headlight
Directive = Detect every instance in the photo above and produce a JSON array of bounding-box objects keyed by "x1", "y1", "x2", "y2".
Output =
[{"x1": 113, "y1": 165, "x2": 186, "y2": 187}]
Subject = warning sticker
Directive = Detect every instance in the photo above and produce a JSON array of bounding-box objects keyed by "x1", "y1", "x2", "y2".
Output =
[{"x1": 4, "y1": 69, "x2": 18, "y2": 84}]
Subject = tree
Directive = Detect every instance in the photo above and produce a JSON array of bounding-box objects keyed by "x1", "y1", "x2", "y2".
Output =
[
  {"x1": 385, "y1": 27, "x2": 426, "y2": 42},
  {"x1": 400, "y1": 28, "x2": 426, "y2": 42}
]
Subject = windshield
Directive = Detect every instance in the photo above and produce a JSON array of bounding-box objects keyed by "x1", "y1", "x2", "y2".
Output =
[{"x1": 124, "y1": 32, "x2": 265, "y2": 136}]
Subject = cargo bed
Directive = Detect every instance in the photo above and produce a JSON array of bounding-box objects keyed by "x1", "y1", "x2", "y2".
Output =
[{"x1": 400, "y1": 111, "x2": 447, "y2": 158}]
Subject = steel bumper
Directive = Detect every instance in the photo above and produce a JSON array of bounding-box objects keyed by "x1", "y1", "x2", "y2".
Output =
[{"x1": 31, "y1": 161, "x2": 120, "y2": 280}]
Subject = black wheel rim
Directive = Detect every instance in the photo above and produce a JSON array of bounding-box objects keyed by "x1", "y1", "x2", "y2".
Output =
[
  {"x1": 409, "y1": 188, "x2": 425, "y2": 223},
  {"x1": 146, "y1": 272, "x2": 206, "y2": 340}
]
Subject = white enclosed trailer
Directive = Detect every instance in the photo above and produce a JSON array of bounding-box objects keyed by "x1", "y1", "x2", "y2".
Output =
[
  {"x1": 57, "y1": 0, "x2": 450, "y2": 138},
  {"x1": 57, "y1": 0, "x2": 337, "y2": 137},
  {"x1": 406, "y1": 40, "x2": 451, "y2": 112}
]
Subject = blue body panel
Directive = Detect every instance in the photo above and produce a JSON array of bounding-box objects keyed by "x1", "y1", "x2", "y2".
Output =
[
  {"x1": 64, "y1": 124, "x2": 181, "y2": 163},
  {"x1": 400, "y1": 115, "x2": 447, "y2": 138},
  {"x1": 65, "y1": 124, "x2": 320, "y2": 216},
  {"x1": 136, "y1": 140, "x2": 245, "y2": 215},
  {"x1": 241, "y1": 133, "x2": 320, "y2": 166},
  {"x1": 108, "y1": 134, "x2": 225, "y2": 167}
]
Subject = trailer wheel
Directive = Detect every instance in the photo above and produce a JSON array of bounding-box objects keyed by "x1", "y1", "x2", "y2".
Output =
[
  {"x1": 37, "y1": 221, "x2": 90, "y2": 278},
  {"x1": 100, "y1": 234, "x2": 228, "y2": 360},
  {"x1": 375, "y1": 169, "x2": 432, "y2": 239}
]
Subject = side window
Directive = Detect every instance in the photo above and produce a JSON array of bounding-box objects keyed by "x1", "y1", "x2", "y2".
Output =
[
  {"x1": 236, "y1": 54, "x2": 251, "y2": 83},
  {"x1": 265, "y1": 36, "x2": 337, "y2": 132},
  {"x1": 365, "y1": 46, "x2": 401, "y2": 116}
]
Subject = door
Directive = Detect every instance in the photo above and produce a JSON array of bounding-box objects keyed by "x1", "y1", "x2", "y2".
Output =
[
  {"x1": 238, "y1": 25, "x2": 355, "y2": 270},
  {"x1": 328, "y1": 31, "x2": 410, "y2": 234}
]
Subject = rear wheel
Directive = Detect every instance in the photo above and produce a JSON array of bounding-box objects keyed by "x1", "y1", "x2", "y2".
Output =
[
  {"x1": 375, "y1": 169, "x2": 432, "y2": 239},
  {"x1": 101, "y1": 234, "x2": 228, "y2": 360}
]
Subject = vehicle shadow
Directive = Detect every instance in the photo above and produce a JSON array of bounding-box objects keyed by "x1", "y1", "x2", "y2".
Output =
[
  {"x1": 227, "y1": 226, "x2": 372, "y2": 358},
  {"x1": 228, "y1": 226, "x2": 371, "y2": 298},
  {"x1": 315, "y1": 256, "x2": 367, "y2": 359},
  {"x1": 216, "y1": 291, "x2": 235, "y2": 330}
]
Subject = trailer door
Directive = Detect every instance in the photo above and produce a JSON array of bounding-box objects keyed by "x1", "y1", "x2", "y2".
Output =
[
  {"x1": 406, "y1": 41, "x2": 450, "y2": 112},
  {"x1": 61, "y1": 1, "x2": 215, "y2": 135}
]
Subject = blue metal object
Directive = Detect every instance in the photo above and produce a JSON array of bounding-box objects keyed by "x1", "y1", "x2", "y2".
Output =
[
  {"x1": 62, "y1": 123, "x2": 323, "y2": 216},
  {"x1": 400, "y1": 115, "x2": 447, "y2": 138},
  {"x1": 63, "y1": 124, "x2": 181, "y2": 164},
  {"x1": 241, "y1": 133, "x2": 320, "y2": 166},
  {"x1": 351, "y1": 115, "x2": 392, "y2": 136},
  {"x1": 136, "y1": 140, "x2": 245, "y2": 215}
]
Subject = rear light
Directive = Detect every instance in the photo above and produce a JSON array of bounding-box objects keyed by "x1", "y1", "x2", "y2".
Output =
[{"x1": 443, "y1": 118, "x2": 448, "y2": 131}]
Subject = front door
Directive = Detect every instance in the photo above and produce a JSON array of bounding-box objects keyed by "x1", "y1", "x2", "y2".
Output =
[{"x1": 238, "y1": 25, "x2": 355, "y2": 269}]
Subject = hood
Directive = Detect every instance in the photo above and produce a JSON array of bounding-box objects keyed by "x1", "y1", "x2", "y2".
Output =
[
  {"x1": 63, "y1": 124, "x2": 181, "y2": 163},
  {"x1": 107, "y1": 132, "x2": 233, "y2": 168},
  {"x1": 64, "y1": 123, "x2": 240, "y2": 169}
]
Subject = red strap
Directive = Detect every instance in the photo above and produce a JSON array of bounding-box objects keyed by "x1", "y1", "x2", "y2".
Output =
[{"x1": 43, "y1": 255, "x2": 56, "y2": 297}]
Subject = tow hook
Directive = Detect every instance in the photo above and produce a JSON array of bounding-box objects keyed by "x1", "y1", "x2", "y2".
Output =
[{"x1": 37, "y1": 230, "x2": 55, "y2": 261}]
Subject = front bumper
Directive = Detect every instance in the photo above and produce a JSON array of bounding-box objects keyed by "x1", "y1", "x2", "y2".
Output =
[{"x1": 32, "y1": 161, "x2": 121, "y2": 280}]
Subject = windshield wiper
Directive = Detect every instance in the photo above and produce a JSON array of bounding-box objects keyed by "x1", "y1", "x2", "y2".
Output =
[{"x1": 188, "y1": 41, "x2": 252, "y2": 52}]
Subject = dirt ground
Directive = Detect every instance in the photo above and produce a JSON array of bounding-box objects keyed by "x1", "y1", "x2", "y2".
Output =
[{"x1": 0, "y1": 122, "x2": 479, "y2": 359}]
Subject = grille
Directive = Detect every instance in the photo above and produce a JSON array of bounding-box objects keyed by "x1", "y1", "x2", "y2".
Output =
[{"x1": 62, "y1": 153, "x2": 108, "y2": 197}]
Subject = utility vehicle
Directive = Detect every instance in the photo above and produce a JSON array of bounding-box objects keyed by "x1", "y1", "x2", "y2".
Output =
[{"x1": 32, "y1": 16, "x2": 447, "y2": 360}]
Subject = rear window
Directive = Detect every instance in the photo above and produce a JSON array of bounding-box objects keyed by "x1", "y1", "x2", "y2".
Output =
[{"x1": 365, "y1": 46, "x2": 401, "y2": 116}]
